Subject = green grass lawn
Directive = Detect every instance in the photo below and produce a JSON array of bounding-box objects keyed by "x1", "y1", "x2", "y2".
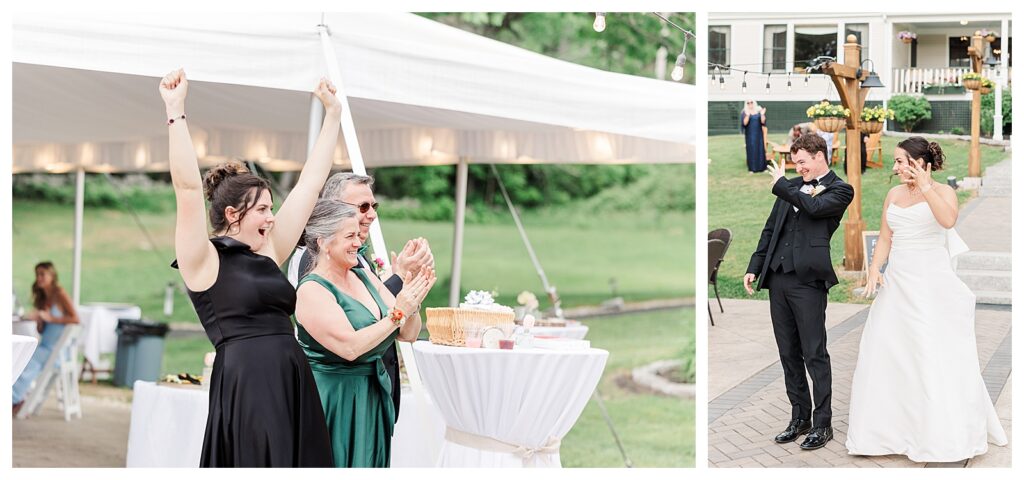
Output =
[
  {"x1": 12, "y1": 192, "x2": 695, "y2": 467},
  {"x1": 709, "y1": 133, "x2": 1007, "y2": 303}
]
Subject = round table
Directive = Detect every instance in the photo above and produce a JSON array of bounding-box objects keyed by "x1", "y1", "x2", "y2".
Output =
[
  {"x1": 12, "y1": 335, "x2": 38, "y2": 383},
  {"x1": 411, "y1": 341, "x2": 608, "y2": 467}
]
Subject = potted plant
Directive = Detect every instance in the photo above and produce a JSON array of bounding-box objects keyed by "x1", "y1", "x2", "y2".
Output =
[
  {"x1": 897, "y1": 31, "x2": 917, "y2": 44},
  {"x1": 859, "y1": 105, "x2": 895, "y2": 134},
  {"x1": 980, "y1": 77, "x2": 995, "y2": 94},
  {"x1": 806, "y1": 101, "x2": 850, "y2": 133},
  {"x1": 981, "y1": 29, "x2": 997, "y2": 43},
  {"x1": 962, "y1": 72, "x2": 984, "y2": 91}
]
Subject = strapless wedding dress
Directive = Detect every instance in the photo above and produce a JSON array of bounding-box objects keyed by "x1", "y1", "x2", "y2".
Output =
[{"x1": 846, "y1": 202, "x2": 1007, "y2": 462}]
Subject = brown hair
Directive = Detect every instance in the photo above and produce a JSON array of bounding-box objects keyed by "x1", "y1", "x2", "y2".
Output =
[
  {"x1": 202, "y1": 161, "x2": 272, "y2": 234},
  {"x1": 897, "y1": 136, "x2": 945, "y2": 171},
  {"x1": 31, "y1": 262, "x2": 76, "y2": 322},
  {"x1": 790, "y1": 132, "x2": 828, "y2": 159}
]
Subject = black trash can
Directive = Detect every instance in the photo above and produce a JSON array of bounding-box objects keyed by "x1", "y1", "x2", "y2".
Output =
[{"x1": 113, "y1": 319, "x2": 170, "y2": 387}]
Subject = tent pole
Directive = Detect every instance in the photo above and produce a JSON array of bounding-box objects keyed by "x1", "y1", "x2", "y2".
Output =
[
  {"x1": 306, "y1": 93, "x2": 325, "y2": 166},
  {"x1": 72, "y1": 167, "x2": 85, "y2": 307},
  {"x1": 449, "y1": 157, "x2": 469, "y2": 307}
]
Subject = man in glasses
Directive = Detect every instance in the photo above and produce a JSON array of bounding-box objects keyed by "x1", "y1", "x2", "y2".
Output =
[{"x1": 287, "y1": 172, "x2": 434, "y2": 424}]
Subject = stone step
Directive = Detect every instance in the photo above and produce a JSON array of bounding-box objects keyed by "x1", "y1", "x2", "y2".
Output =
[
  {"x1": 973, "y1": 290, "x2": 1013, "y2": 306},
  {"x1": 957, "y1": 269, "x2": 1013, "y2": 293},
  {"x1": 981, "y1": 185, "x2": 1012, "y2": 197},
  {"x1": 956, "y1": 252, "x2": 1012, "y2": 271}
]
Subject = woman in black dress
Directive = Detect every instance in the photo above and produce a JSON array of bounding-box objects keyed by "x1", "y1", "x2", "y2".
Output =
[{"x1": 161, "y1": 68, "x2": 339, "y2": 467}]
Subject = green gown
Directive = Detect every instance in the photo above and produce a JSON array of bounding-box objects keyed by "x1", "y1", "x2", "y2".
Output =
[{"x1": 296, "y1": 270, "x2": 398, "y2": 468}]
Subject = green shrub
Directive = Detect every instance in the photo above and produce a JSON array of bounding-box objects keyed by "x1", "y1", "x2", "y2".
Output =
[
  {"x1": 889, "y1": 95, "x2": 932, "y2": 132},
  {"x1": 951, "y1": 127, "x2": 965, "y2": 135},
  {"x1": 981, "y1": 88, "x2": 1012, "y2": 137}
]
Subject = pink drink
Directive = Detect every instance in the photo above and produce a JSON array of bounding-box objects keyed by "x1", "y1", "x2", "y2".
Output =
[{"x1": 465, "y1": 338, "x2": 483, "y2": 348}]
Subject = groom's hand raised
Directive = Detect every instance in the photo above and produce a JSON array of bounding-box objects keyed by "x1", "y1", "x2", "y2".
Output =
[
  {"x1": 766, "y1": 159, "x2": 786, "y2": 186},
  {"x1": 743, "y1": 273, "x2": 757, "y2": 295}
]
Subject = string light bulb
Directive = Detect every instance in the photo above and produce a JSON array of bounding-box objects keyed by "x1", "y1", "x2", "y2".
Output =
[
  {"x1": 719, "y1": 74, "x2": 726, "y2": 90},
  {"x1": 805, "y1": 72, "x2": 810, "y2": 86},
  {"x1": 741, "y1": 71, "x2": 748, "y2": 94},
  {"x1": 765, "y1": 72, "x2": 771, "y2": 94},
  {"x1": 593, "y1": 13, "x2": 606, "y2": 33},
  {"x1": 787, "y1": 72, "x2": 793, "y2": 91},
  {"x1": 670, "y1": 36, "x2": 688, "y2": 82}
]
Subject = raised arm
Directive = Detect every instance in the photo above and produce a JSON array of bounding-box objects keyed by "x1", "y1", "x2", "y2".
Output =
[
  {"x1": 161, "y1": 69, "x2": 219, "y2": 292},
  {"x1": 909, "y1": 163, "x2": 959, "y2": 228},
  {"x1": 771, "y1": 177, "x2": 854, "y2": 219},
  {"x1": 266, "y1": 79, "x2": 343, "y2": 264}
]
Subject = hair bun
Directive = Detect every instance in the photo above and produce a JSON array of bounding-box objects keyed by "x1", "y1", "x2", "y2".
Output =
[
  {"x1": 926, "y1": 141, "x2": 945, "y2": 171},
  {"x1": 203, "y1": 161, "x2": 250, "y2": 201}
]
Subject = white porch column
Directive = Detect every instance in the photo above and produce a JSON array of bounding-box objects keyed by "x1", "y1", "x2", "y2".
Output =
[{"x1": 72, "y1": 167, "x2": 85, "y2": 307}]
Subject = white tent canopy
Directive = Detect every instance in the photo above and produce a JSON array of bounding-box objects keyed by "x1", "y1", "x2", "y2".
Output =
[{"x1": 13, "y1": 12, "x2": 694, "y2": 173}]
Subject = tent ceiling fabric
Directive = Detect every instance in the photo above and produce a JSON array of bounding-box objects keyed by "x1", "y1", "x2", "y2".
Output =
[{"x1": 13, "y1": 13, "x2": 694, "y2": 173}]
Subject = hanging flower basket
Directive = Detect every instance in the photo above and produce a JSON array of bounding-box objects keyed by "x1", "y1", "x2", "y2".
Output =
[
  {"x1": 980, "y1": 78, "x2": 995, "y2": 94},
  {"x1": 980, "y1": 85, "x2": 993, "y2": 94},
  {"x1": 901, "y1": 37, "x2": 913, "y2": 44},
  {"x1": 962, "y1": 72, "x2": 983, "y2": 91},
  {"x1": 807, "y1": 101, "x2": 850, "y2": 133},
  {"x1": 815, "y1": 116, "x2": 847, "y2": 133},
  {"x1": 897, "y1": 31, "x2": 917, "y2": 44},
  {"x1": 858, "y1": 120, "x2": 884, "y2": 134}
]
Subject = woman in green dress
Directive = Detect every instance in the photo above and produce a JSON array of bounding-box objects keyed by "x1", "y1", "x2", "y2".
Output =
[{"x1": 295, "y1": 199, "x2": 435, "y2": 467}]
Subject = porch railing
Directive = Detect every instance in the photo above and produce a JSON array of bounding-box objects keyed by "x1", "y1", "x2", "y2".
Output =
[{"x1": 891, "y1": 67, "x2": 1010, "y2": 95}]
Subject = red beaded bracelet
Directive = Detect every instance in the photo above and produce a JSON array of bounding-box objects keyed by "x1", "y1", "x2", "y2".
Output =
[{"x1": 167, "y1": 114, "x2": 186, "y2": 125}]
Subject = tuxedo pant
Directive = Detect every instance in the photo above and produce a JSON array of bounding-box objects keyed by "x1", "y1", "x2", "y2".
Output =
[{"x1": 766, "y1": 269, "x2": 832, "y2": 427}]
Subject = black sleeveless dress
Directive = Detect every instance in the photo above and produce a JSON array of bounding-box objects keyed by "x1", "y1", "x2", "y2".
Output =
[{"x1": 173, "y1": 236, "x2": 333, "y2": 467}]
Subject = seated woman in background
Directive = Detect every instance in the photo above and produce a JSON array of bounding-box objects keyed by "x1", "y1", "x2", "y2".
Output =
[{"x1": 13, "y1": 262, "x2": 80, "y2": 415}]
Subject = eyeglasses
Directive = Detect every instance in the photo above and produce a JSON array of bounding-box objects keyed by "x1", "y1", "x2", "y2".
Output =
[{"x1": 342, "y1": 201, "x2": 379, "y2": 214}]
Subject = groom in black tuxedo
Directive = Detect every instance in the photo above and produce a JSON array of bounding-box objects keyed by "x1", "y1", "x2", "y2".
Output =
[{"x1": 744, "y1": 134, "x2": 854, "y2": 450}]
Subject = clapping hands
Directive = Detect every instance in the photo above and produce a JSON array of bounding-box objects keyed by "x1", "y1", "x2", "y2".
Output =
[
  {"x1": 394, "y1": 267, "x2": 437, "y2": 316},
  {"x1": 391, "y1": 238, "x2": 435, "y2": 282}
]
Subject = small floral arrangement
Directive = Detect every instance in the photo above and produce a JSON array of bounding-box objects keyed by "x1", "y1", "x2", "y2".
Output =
[
  {"x1": 897, "y1": 31, "x2": 917, "y2": 41},
  {"x1": 981, "y1": 78, "x2": 995, "y2": 88},
  {"x1": 516, "y1": 290, "x2": 540, "y2": 310},
  {"x1": 810, "y1": 185, "x2": 827, "y2": 197},
  {"x1": 464, "y1": 290, "x2": 498, "y2": 307},
  {"x1": 861, "y1": 105, "x2": 895, "y2": 122},
  {"x1": 962, "y1": 72, "x2": 984, "y2": 82},
  {"x1": 806, "y1": 101, "x2": 851, "y2": 119},
  {"x1": 372, "y1": 257, "x2": 386, "y2": 276}
]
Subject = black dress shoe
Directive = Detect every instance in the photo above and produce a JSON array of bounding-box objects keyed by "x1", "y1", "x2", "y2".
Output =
[
  {"x1": 774, "y1": 419, "x2": 812, "y2": 443},
  {"x1": 799, "y1": 426, "x2": 833, "y2": 450}
]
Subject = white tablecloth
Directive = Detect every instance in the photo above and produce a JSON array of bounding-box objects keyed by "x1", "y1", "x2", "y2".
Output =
[
  {"x1": 126, "y1": 381, "x2": 208, "y2": 467},
  {"x1": 411, "y1": 341, "x2": 608, "y2": 467},
  {"x1": 514, "y1": 324, "x2": 589, "y2": 340},
  {"x1": 78, "y1": 304, "x2": 141, "y2": 367},
  {"x1": 12, "y1": 319, "x2": 39, "y2": 338},
  {"x1": 126, "y1": 380, "x2": 445, "y2": 467},
  {"x1": 12, "y1": 335, "x2": 38, "y2": 382}
]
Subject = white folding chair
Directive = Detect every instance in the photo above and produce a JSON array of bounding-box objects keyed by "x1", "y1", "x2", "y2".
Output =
[{"x1": 18, "y1": 324, "x2": 83, "y2": 421}]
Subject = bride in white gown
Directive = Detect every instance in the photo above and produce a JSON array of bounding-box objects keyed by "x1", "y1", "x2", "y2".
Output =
[{"x1": 846, "y1": 137, "x2": 1007, "y2": 462}]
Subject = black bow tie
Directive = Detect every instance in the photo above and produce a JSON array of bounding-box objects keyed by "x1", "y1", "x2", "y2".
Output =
[{"x1": 803, "y1": 179, "x2": 819, "y2": 187}]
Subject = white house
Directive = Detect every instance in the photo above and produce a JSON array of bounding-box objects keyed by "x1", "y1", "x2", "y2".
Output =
[{"x1": 708, "y1": 12, "x2": 1011, "y2": 136}]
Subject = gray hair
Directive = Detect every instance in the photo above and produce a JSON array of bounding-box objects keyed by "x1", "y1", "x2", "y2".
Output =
[
  {"x1": 303, "y1": 199, "x2": 358, "y2": 274},
  {"x1": 320, "y1": 172, "x2": 374, "y2": 200}
]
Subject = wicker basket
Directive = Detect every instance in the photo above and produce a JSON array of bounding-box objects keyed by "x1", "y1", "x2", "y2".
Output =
[
  {"x1": 980, "y1": 86, "x2": 993, "y2": 94},
  {"x1": 814, "y1": 116, "x2": 846, "y2": 133},
  {"x1": 858, "y1": 120, "x2": 884, "y2": 134},
  {"x1": 963, "y1": 78, "x2": 982, "y2": 91},
  {"x1": 425, "y1": 307, "x2": 515, "y2": 346}
]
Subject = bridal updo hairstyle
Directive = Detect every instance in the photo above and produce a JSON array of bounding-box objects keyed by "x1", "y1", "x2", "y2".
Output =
[
  {"x1": 202, "y1": 161, "x2": 272, "y2": 234},
  {"x1": 897, "y1": 136, "x2": 945, "y2": 171}
]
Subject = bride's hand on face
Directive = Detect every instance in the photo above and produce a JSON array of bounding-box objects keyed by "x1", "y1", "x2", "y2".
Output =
[
  {"x1": 864, "y1": 266, "x2": 884, "y2": 297},
  {"x1": 907, "y1": 162, "x2": 933, "y2": 191}
]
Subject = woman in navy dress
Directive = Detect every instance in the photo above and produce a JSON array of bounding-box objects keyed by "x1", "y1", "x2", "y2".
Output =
[
  {"x1": 161, "y1": 68, "x2": 340, "y2": 467},
  {"x1": 741, "y1": 100, "x2": 768, "y2": 173}
]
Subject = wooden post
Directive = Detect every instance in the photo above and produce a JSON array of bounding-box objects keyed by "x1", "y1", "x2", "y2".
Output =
[
  {"x1": 967, "y1": 32, "x2": 985, "y2": 179},
  {"x1": 822, "y1": 34, "x2": 868, "y2": 271}
]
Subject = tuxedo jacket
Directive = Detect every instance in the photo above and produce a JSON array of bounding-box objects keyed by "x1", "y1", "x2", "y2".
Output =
[{"x1": 746, "y1": 170, "x2": 854, "y2": 291}]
